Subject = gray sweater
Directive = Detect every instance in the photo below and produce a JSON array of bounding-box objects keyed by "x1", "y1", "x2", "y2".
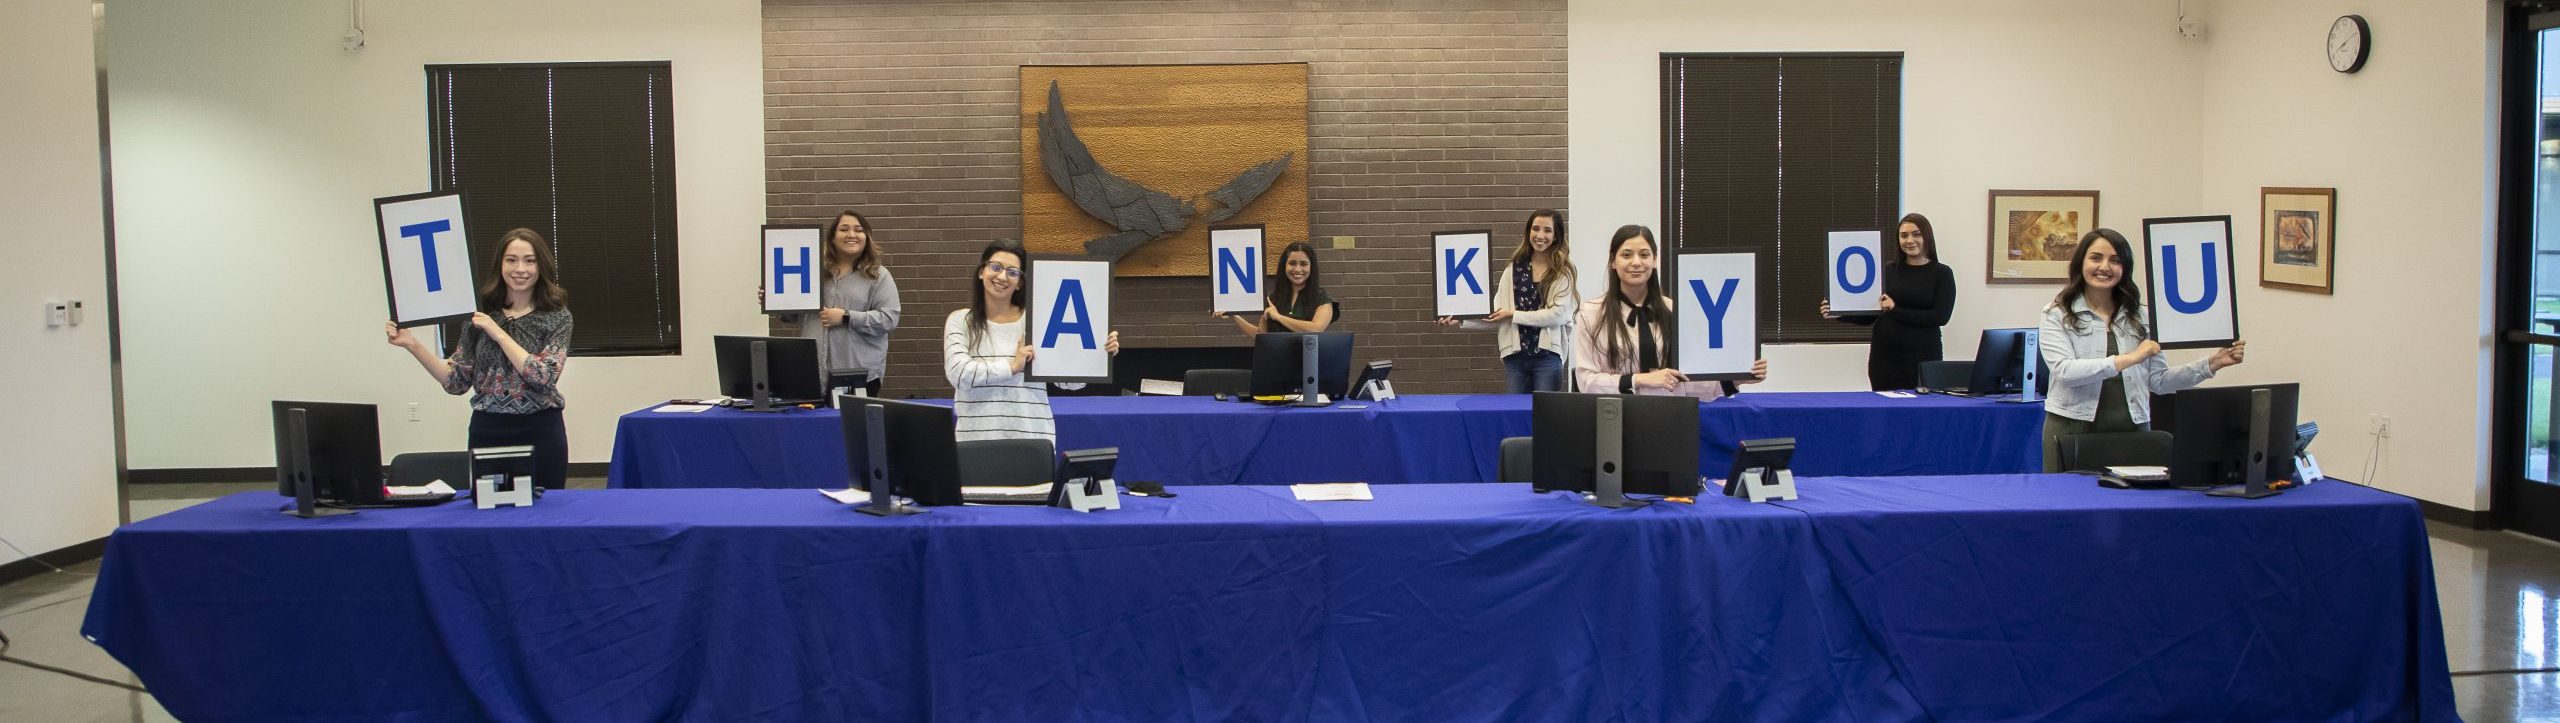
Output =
[{"x1": 777, "y1": 267, "x2": 902, "y2": 381}]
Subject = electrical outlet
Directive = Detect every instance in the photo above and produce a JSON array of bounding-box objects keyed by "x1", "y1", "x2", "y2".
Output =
[
  {"x1": 408, "y1": 402, "x2": 421, "y2": 422},
  {"x1": 2369, "y1": 413, "x2": 2390, "y2": 438}
]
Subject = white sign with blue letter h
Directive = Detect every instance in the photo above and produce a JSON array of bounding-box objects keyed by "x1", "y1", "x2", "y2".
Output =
[
  {"x1": 762, "y1": 225, "x2": 823, "y2": 314},
  {"x1": 1210, "y1": 225, "x2": 1265, "y2": 314},
  {"x1": 1676, "y1": 251, "x2": 1759, "y2": 379},
  {"x1": 375, "y1": 191, "x2": 478, "y2": 327}
]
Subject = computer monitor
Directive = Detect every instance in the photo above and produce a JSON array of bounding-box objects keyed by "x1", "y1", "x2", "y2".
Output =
[
  {"x1": 1530, "y1": 391, "x2": 1703, "y2": 507},
  {"x1": 1967, "y1": 328, "x2": 2049, "y2": 399},
  {"x1": 715, "y1": 335, "x2": 825, "y2": 411},
  {"x1": 2156, "y1": 383, "x2": 2301, "y2": 497},
  {"x1": 1249, "y1": 332, "x2": 1355, "y2": 404},
  {"x1": 837, "y1": 396, "x2": 964, "y2": 508},
  {"x1": 271, "y1": 401, "x2": 383, "y2": 509}
]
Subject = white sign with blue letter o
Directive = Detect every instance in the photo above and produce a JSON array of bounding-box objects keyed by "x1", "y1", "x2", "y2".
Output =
[
  {"x1": 762, "y1": 224, "x2": 824, "y2": 314},
  {"x1": 374, "y1": 190, "x2": 479, "y2": 327},
  {"x1": 1432, "y1": 230, "x2": 1494, "y2": 317},
  {"x1": 1826, "y1": 229, "x2": 1883, "y2": 315},
  {"x1": 2140, "y1": 215, "x2": 2240, "y2": 349},
  {"x1": 1026, "y1": 256, "x2": 1114, "y2": 384},
  {"x1": 1675, "y1": 250, "x2": 1760, "y2": 380},
  {"x1": 1209, "y1": 224, "x2": 1265, "y2": 314}
]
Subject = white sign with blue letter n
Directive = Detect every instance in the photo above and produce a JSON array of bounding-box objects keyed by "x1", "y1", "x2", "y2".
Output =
[
  {"x1": 1676, "y1": 250, "x2": 1760, "y2": 380},
  {"x1": 374, "y1": 190, "x2": 479, "y2": 328},
  {"x1": 1209, "y1": 224, "x2": 1266, "y2": 314},
  {"x1": 1826, "y1": 230, "x2": 1884, "y2": 315},
  {"x1": 1432, "y1": 230, "x2": 1494, "y2": 318},
  {"x1": 2140, "y1": 215, "x2": 2240, "y2": 349},
  {"x1": 1027, "y1": 256, "x2": 1115, "y2": 384},
  {"x1": 762, "y1": 224, "x2": 824, "y2": 314}
]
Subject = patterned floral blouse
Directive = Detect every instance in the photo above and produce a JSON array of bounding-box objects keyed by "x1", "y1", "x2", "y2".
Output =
[{"x1": 441, "y1": 308, "x2": 573, "y2": 414}]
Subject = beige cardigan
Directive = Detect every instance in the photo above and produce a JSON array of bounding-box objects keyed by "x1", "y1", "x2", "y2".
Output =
[{"x1": 1456, "y1": 264, "x2": 1578, "y2": 359}]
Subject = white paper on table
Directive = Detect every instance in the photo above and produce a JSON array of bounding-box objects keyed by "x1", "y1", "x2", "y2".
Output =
[
  {"x1": 1873, "y1": 390, "x2": 1917, "y2": 399},
  {"x1": 653, "y1": 403, "x2": 715, "y2": 413},
  {"x1": 1291, "y1": 482, "x2": 1373, "y2": 501},
  {"x1": 385, "y1": 480, "x2": 457, "y2": 497},
  {"x1": 1138, "y1": 379, "x2": 1184, "y2": 396},
  {"x1": 820, "y1": 487, "x2": 866, "y2": 504}
]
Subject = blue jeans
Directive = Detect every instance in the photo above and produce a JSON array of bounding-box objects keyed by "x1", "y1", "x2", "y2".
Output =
[{"x1": 1504, "y1": 350, "x2": 1565, "y2": 393}]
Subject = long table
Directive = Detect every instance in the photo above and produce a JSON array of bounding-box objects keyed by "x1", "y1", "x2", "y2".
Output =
[
  {"x1": 609, "y1": 392, "x2": 2046, "y2": 489},
  {"x1": 83, "y1": 477, "x2": 2453, "y2": 721}
]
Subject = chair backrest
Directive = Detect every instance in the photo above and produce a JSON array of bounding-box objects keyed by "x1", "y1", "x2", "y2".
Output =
[
  {"x1": 2057, "y1": 431, "x2": 2174, "y2": 471},
  {"x1": 955, "y1": 437, "x2": 1057, "y2": 487},
  {"x1": 1498, "y1": 436, "x2": 1535, "y2": 483},
  {"x1": 388, "y1": 451, "x2": 473, "y2": 488},
  {"x1": 1183, "y1": 368, "x2": 1253, "y2": 397},
  {"x1": 1918, "y1": 360, "x2": 1974, "y2": 392}
]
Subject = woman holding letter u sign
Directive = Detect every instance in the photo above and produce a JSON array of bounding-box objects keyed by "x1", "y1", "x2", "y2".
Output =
[
  {"x1": 384, "y1": 228, "x2": 574, "y2": 489},
  {"x1": 945, "y1": 240, "x2": 1119, "y2": 443},
  {"x1": 1437, "y1": 210, "x2": 1580, "y2": 392},
  {"x1": 1572, "y1": 225, "x2": 1766, "y2": 399},
  {"x1": 1821, "y1": 213, "x2": 1957, "y2": 391},
  {"x1": 2037, "y1": 229, "x2": 2246, "y2": 472}
]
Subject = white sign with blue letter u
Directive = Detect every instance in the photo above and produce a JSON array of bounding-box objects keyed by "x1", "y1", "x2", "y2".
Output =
[
  {"x1": 1675, "y1": 250, "x2": 1760, "y2": 380},
  {"x1": 374, "y1": 190, "x2": 479, "y2": 327},
  {"x1": 1026, "y1": 256, "x2": 1114, "y2": 384},
  {"x1": 2140, "y1": 215, "x2": 2240, "y2": 349},
  {"x1": 1826, "y1": 230, "x2": 1884, "y2": 315},
  {"x1": 762, "y1": 224, "x2": 824, "y2": 314},
  {"x1": 1433, "y1": 230, "x2": 1494, "y2": 317},
  {"x1": 1209, "y1": 224, "x2": 1265, "y2": 314}
]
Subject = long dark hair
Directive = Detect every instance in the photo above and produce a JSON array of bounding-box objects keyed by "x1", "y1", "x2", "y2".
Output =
[
  {"x1": 1594, "y1": 224, "x2": 1672, "y2": 370},
  {"x1": 477, "y1": 227, "x2": 567, "y2": 312},
  {"x1": 1270, "y1": 241, "x2": 1323, "y2": 310},
  {"x1": 2050, "y1": 228, "x2": 2145, "y2": 337},
  {"x1": 1508, "y1": 209, "x2": 1577, "y2": 287},
  {"x1": 1890, "y1": 212, "x2": 1939, "y2": 266},
  {"x1": 825, "y1": 209, "x2": 884, "y2": 279},
  {"x1": 965, "y1": 239, "x2": 1028, "y2": 351}
]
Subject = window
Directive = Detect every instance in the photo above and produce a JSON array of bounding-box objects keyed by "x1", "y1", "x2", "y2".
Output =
[
  {"x1": 1661, "y1": 53, "x2": 1902, "y2": 344},
  {"x1": 428, "y1": 62, "x2": 681, "y2": 356}
]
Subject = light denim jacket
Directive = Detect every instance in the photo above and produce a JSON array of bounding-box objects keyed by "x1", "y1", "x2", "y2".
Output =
[{"x1": 2037, "y1": 298, "x2": 2216, "y2": 425}]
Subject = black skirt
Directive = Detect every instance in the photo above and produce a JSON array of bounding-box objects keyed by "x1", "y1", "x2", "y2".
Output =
[{"x1": 468, "y1": 407, "x2": 569, "y2": 489}]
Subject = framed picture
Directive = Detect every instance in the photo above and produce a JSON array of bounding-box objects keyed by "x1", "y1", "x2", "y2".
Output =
[
  {"x1": 2260, "y1": 187, "x2": 2337, "y2": 295},
  {"x1": 1985, "y1": 189, "x2": 2100, "y2": 284}
]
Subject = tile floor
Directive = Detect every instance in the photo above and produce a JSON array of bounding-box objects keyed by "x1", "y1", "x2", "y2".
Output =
[{"x1": 7, "y1": 480, "x2": 2560, "y2": 721}]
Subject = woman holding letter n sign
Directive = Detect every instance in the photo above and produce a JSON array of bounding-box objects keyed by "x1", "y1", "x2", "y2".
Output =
[
  {"x1": 1571, "y1": 225, "x2": 1767, "y2": 400},
  {"x1": 2037, "y1": 229, "x2": 2247, "y2": 472},
  {"x1": 384, "y1": 227, "x2": 574, "y2": 489},
  {"x1": 1821, "y1": 213, "x2": 1957, "y2": 391},
  {"x1": 1213, "y1": 241, "x2": 1336, "y2": 337}
]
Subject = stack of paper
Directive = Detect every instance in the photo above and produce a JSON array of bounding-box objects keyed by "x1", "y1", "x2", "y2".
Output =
[{"x1": 1291, "y1": 482, "x2": 1373, "y2": 501}]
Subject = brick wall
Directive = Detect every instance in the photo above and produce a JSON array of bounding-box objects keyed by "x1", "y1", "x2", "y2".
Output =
[{"x1": 763, "y1": 0, "x2": 1567, "y2": 397}]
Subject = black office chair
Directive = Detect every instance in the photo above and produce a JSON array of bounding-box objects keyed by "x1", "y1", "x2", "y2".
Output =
[
  {"x1": 955, "y1": 438, "x2": 1057, "y2": 487},
  {"x1": 1917, "y1": 360, "x2": 1973, "y2": 392},
  {"x1": 1183, "y1": 368, "x2": 1252, "y2": 397},
  {"x1": 389, "y1": 451, "x2": 473, "y2": 487},
  {"x1": 1498, "y1": 436, "x2": 1534, "y2": 483},
  {"x1": 2056, "y1": 431, "x2": 2174, "y2": 472}
]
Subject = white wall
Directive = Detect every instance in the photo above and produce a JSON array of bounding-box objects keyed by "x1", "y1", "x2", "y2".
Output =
[
  {"x1": 107, "y1": 0, "x2": 764, "y2": 469},
  {"x1": 0, "y1": 1, "x2": 120, "y2": 554}
]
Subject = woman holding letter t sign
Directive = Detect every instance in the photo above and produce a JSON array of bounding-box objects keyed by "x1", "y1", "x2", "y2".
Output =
[
  {"x1": 384, "y1": 228, "x2": 574, "y2": 489},
  {"x1": 1572, "y1": 225, "x2": 1766, "y2": 400}
]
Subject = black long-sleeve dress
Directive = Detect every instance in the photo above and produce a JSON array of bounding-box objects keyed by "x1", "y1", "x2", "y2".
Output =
[{"x1": 1838, "y1": 261, "x2": 1956, "y2": 390}]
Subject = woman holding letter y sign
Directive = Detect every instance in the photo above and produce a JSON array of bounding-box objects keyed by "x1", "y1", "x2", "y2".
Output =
[{"x1": 1572, "y1": 225, "x2": 1766, "y2": 400}]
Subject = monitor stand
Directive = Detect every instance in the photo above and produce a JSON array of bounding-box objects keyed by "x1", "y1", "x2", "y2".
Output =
[
  {"x1": 1587, "y1": 396, "x2": 1649, "y2": 509},
  {"x1": 741, "y1": 340, "x2": 785, "y2": 413},
  {"x1": 1295, "y1": 334, "x2": 1327, "y2": 407},
  {"x1": 277, "y1": 409, "x2": 353, "y2": 518},
  {"x1": 2208, "y1": 387, "x2": 2283, "y2": 499},
  {"x1": 853, "y1": 405, "x2": 924, "y2": 516}
]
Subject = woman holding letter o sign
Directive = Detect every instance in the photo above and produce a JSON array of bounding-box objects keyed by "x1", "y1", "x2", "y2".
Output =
[
  {"x1": 759, "y1": 209, "x2": 902, "y2": 398},
  {"x1": 384, "y1": 228, "x2": 574, "y2": 489},
  {"x1": 2037, "y1": 228, "x2": 2246, "y2": 472},
  {"x1": 1571, "y1": 225, "x2": 1766, "y2": 400},
  {"x1": 1820, "y1": 213, "x2": 1957, "y2": 391},
  {"x1": 1213, "y1": 241, "x2": 1336, "y2": 337},
  {"x1": 944, "y1": 240, "x2": 1119, "y2": 443},
  {"x1": 1437, "y1": 209, "x2": 1580, "y2": 393}
]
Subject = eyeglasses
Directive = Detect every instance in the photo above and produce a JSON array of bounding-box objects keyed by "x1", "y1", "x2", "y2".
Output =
[{"x1": 983, "y1": 262, "x2": 1022, "y2": 280}]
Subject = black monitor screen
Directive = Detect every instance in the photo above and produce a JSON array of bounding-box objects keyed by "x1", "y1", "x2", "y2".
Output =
[
  {"x1": 1249, "y1": 332, "x2": 1355, "y2": 399},
  {"x1": 1969, "y1": 328, "x2": 2049, "y2": 396},
  {"x1": 715, "y1": 335, "x2": 825, "y2": 403},
  {"x1": 2158, "y1": 383, "x2": 2301, "y2": 488},
  {"x1": 270, "y1": 401, "x2": 383, "y2": 505},
  {"x1": 838, "y1": 396, "x2": 965, "y2": 506},
  {"x1": 1530, "y1": 391, "x2": 1702, "y2": 496}
]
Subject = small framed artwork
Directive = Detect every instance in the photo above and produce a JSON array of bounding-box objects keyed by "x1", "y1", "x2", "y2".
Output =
[
  {"x1": 1985, "y1": 189, "x2": 2100, "y2": 284},
  {"x1": 2260, "y1": 187, "x2": 2337, "y2": 295}
]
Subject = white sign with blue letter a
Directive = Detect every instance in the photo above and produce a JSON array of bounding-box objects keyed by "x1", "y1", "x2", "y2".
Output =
[
  {"x1": 1433, "y1": 230, "x2": 1494, "y2": 318},
  {"x1": 1027, "y1": 256, "x2": 1114, "y2": 384},
  {"x1": 762, "y1": 224, "x2": 824, "y2": 314},
  {"x1": 1209, "y1": 224, "x2": 1265, "y2": 314},
  {"x1": 374, "y1": 190, "x2": 479, "y2": 327},
  {"x1": 1675, "y1": 250, "x2": 1760, "y2": 380},
  {"x1": 1825, "y1": 230, "x2": 1884, "y2": 315},
  {"x1": 2140, "y1": 216, "x2": 2240, "y2": 349}
]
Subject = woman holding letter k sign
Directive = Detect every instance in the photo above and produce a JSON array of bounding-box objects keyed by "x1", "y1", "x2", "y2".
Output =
[
  {"x1": 385, "y1": 228, "x2": 574, "y2": 489},
  {"x1": 1573, "y1": 225, "x2": 1766, "y2": 400}
]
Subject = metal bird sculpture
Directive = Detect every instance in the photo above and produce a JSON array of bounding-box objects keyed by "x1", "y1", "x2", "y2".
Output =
[{"x1": 1036, "y1": 80, "x2": 1294, "y2": 260}]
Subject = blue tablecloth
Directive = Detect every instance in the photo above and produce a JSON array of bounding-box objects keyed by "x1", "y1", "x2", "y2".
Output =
[
  {"x1": 83, "y1": 477, "x2": 2453, "y2": 722},
  {"x1": 609, "y1": 392, "x2": 2044, "y2": 489}
]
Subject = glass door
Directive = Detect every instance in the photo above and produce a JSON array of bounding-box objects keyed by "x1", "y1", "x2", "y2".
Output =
[{"x1": 2497, "y1": 12, "x2": 2560, "y2": 538}]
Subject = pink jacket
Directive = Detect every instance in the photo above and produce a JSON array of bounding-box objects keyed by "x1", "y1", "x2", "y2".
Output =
[{"x1": 1570, "y1": 297, "x2": 1730, "y2": 402}]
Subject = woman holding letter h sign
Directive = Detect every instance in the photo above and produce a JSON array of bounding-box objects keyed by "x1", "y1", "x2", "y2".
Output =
[{"x1": 1572, "y1": 225, "x2": 1766, "y2": 399}]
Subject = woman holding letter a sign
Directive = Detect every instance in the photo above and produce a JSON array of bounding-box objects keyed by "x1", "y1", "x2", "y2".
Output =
[
  {"x1": 945, "y1": 240, "x2": 1120, "y2": 443},
  {"x1": 2037, "y1": 229, "x2": 2247, "y2": 472},
  {"x1": 1821, "y1": 213, "x2": 1958, "y2": 391},
  {"x1": 1571, "y1": 225, "x2": 1766, "y2": 400},
  {"x1": 384, "y1": 228, "x2": 574, "y2": 489}
]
